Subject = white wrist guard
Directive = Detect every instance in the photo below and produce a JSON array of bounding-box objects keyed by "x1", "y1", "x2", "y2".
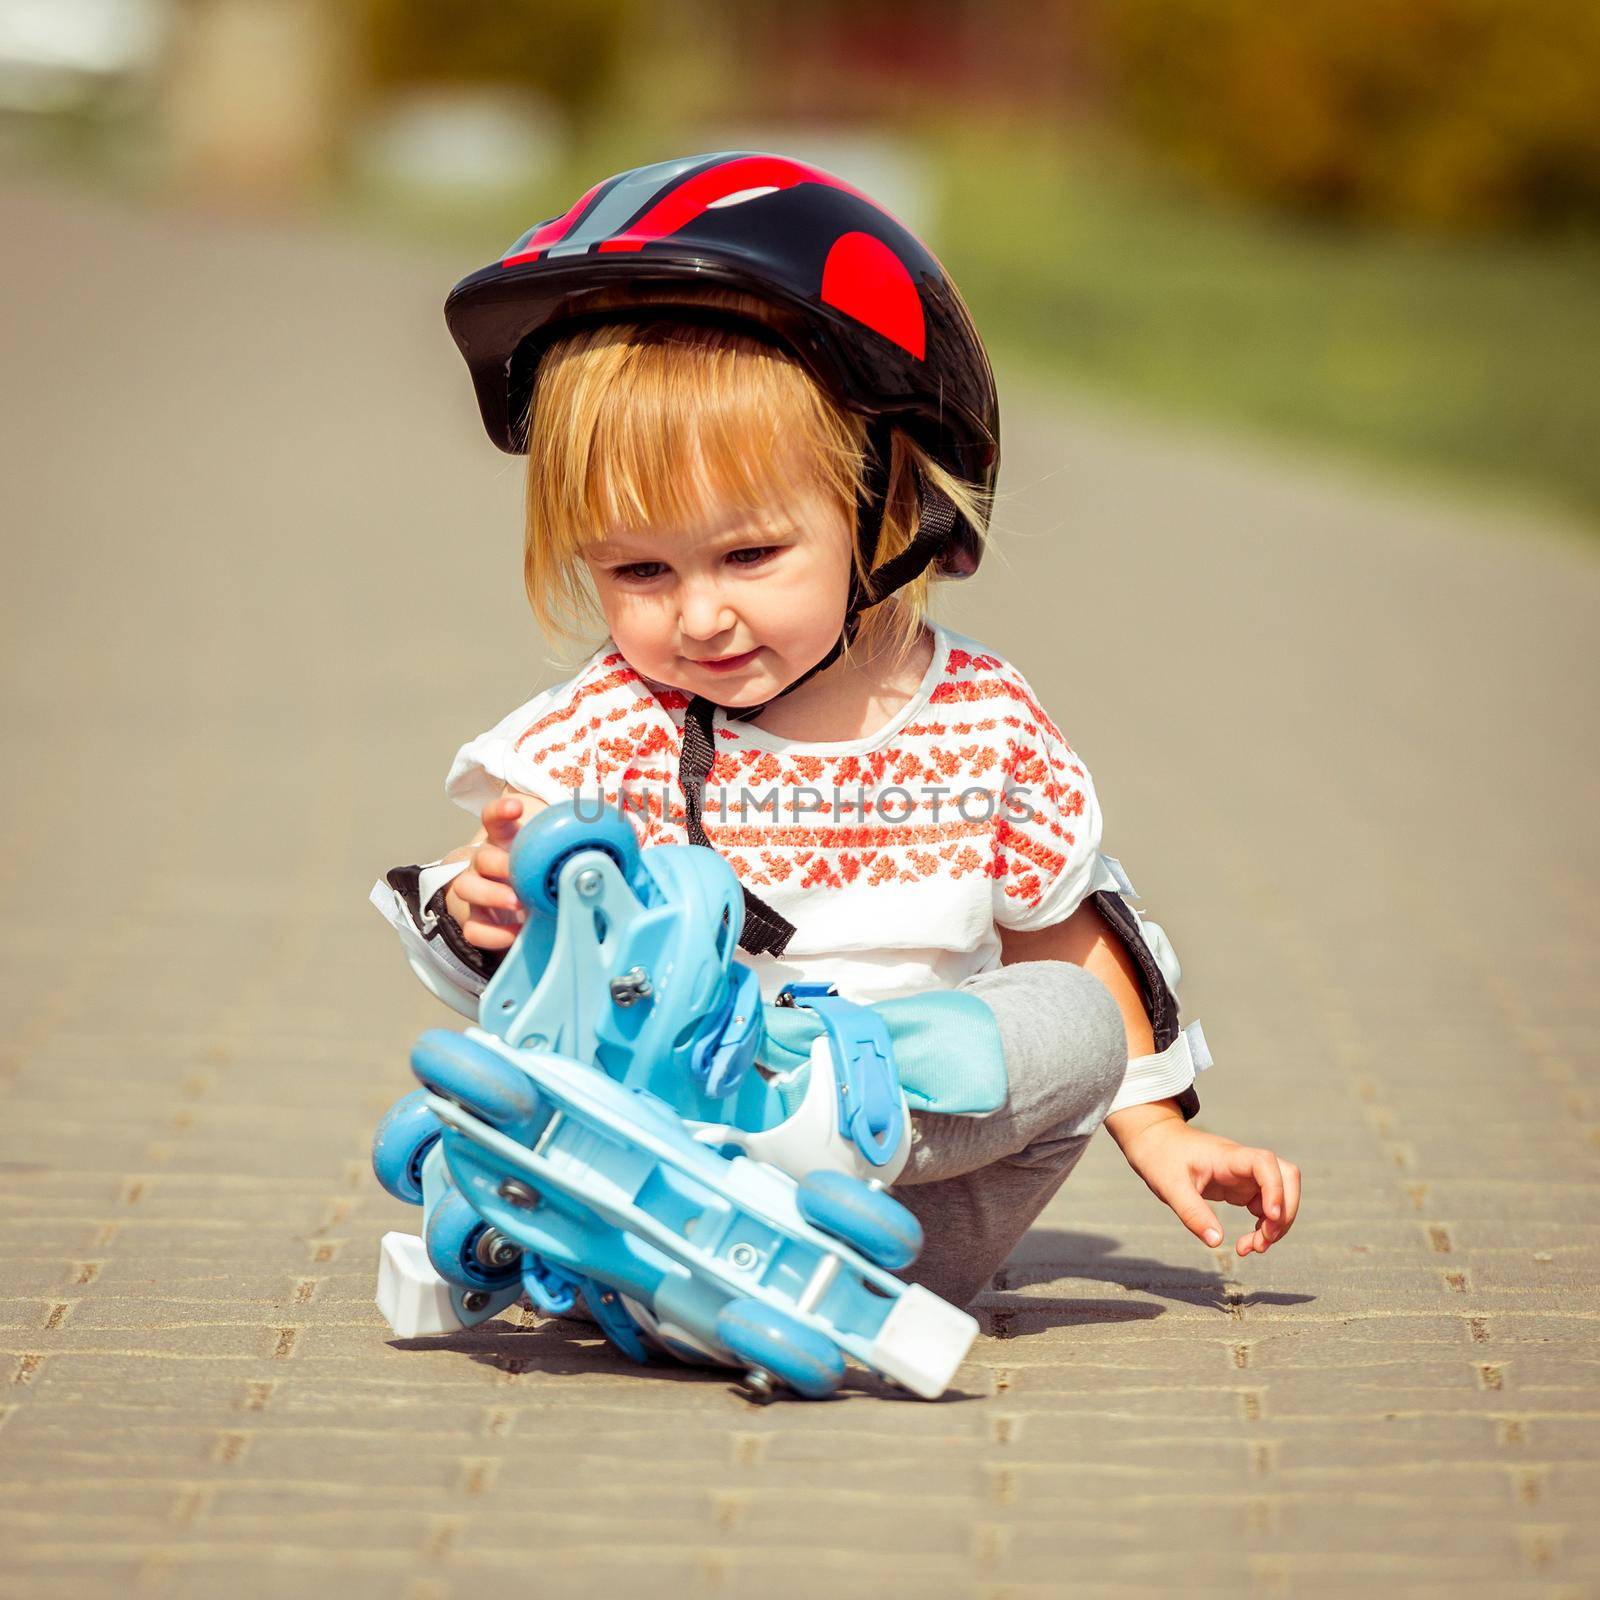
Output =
[{"x1": 369, "y1": 858, "x2": 495, "y2": 1020}]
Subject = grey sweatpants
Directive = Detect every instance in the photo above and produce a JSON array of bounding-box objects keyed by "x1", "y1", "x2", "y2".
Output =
[{"x1": 892, "y1": 961, "x2": 1128, "y2": 1310}]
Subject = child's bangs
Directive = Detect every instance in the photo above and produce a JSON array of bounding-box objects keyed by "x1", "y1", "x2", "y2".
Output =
[{"x1": 530, "y1": 320, "x2": 862, "y2": 561}]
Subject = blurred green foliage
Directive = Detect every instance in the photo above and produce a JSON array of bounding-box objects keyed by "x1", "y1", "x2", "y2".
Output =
[
  {"x1": 1099, "y1": 0, "x2": 1600, "y2": 232},
  {"x1": 935, "y1": 123, "x2": 1600, "y2": 523}
]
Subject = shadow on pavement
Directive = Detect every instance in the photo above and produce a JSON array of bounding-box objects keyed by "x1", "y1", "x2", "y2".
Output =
[
  {"x1": 391, "y1": 1316, "x2": 989, "y2": 1403},
  {"x1": 985, "y1": 1227, "x2": 1317, "y2": 1321}
]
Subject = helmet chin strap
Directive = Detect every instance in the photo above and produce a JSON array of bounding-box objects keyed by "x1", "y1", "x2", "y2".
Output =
[{"x1": 676, "y1": 423, "x2": 962, "y2": 957}]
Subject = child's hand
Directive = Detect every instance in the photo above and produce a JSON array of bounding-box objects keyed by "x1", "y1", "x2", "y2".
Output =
[
  {"x1": 1121, "y1": 1120, "x2": 1301, "y2": 1257},
  {"x1": 445, "y1": 794, "x2": 539, "y2": 950}
]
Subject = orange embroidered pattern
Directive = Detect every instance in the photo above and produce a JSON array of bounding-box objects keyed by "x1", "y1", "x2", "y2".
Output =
[{"x1": 491, "y1": 636, "x2": 1091, "y2": 912}]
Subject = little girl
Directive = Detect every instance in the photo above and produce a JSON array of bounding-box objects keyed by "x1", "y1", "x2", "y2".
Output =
[{"x1": 374, "y1": 152, "x2": 1299, "y2": 1309}]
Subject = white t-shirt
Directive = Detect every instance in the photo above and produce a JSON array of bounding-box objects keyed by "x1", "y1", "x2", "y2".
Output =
[{"x1": 446, "y1": 623, "x2": 1102, "y2": 1006}]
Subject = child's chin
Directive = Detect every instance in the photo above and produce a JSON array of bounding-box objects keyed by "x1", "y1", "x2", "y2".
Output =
[{"x1": 697, "y1": 679, "x2": 770, "y2": 707}]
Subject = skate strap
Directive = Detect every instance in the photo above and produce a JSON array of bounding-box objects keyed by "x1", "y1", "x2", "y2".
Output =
[
  {"x1": 761, "y1": 987, "x2": 1007, "y2": 1117},
  {"x1": 688, "y1": 963, "x2": 764, "y2": 1098},
  {"x1": 774, "y1": 984, "x2": 903, "y2": 1166}
]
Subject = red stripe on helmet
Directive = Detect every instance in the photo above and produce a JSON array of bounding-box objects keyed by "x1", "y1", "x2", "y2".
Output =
[
  {"x1": 502, "y1": 181, "x2": 606, "y2": 266},
  {"x1": 595, "y1": 156, "x2": 875, "y2": 254},
  {"x1": 821, "y1": 231, "x2": 925, "y2": 359}
]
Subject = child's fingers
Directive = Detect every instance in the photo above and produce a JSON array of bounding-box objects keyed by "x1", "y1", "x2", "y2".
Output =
[
  {"x1": 1239, "y1": 1165, "x2": 1302, "y2": 1256},
  {"x1": 472, "y1": 842, "x2": 514, "y2": 884},
  {"x1": 1222, "y1": 1145, "x2": 1286, "y2": 1216},
  {"x1": 1280, "y1": 1161, "x2": 1302, "y2": 1229},
  {"x1": 1211, "y1": 1145, "x2": 1287, "y2": 1223},
  {"x1": 1167, "y1": 1179, "x2": 1226, "y2": 1249},
  {"x1": 459, "y1": 912, "x2": 519, "y2": 951},
  {"x1": 1252, "y1": 1155, "x2": 1300, "y2": 1242},
  {"x1": 1247, "y1": 1195, "x2": 1287, "y2": 1246},
  {"x1": 481, "y1": 795, "x2": 525, "y2": 846},
  {"x1": 453, "y1": 867, "x2": 522, "y2": 915},
  {"x1": 1246, "y1": 1148, "x2": 1286, "y2": 1223}
]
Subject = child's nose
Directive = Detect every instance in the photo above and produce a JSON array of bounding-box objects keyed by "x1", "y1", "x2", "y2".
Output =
[{"x1": 678, "y1": 579, "x2": 736, "y2": 643}]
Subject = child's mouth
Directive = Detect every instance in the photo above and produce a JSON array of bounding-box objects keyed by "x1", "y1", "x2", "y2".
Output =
[{"x1": 690, "y1": 649, "x2": 759, "y2": 673}]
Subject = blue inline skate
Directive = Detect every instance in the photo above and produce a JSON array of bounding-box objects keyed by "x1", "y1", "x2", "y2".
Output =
[{"x1": 373, "y1": 803, "x2": 977, "y2": 1400}]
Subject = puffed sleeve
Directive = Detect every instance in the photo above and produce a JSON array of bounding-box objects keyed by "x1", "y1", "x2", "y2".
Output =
[
  {"x1": 443, "y1": 687, "x2": 590, "y2": 817},
  {"x1": 991, "y1": 708, "x2": 1104, "y2": 933}
]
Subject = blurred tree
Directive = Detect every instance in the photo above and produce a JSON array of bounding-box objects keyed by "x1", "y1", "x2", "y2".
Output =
[
  {"x1": 738, "y1": 0, "x2": 1099, "y2": 124},
  {"x1": 1098, "y1": 0, "x2": 1600, "y2": 232},
  {"x1": 357, "y1": 0, "x2": 643, "y2": 119}
]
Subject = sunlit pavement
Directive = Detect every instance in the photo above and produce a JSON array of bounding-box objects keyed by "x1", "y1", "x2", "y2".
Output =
[{"x1": 3, "y1": 176, "x2": 1598, "y2": 1598}]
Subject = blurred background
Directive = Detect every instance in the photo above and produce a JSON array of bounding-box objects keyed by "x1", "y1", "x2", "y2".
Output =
[{"x1": 3, "y1": 0, "x2": 1599, "y2": 523}]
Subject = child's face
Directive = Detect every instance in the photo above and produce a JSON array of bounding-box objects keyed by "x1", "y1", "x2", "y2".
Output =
[{"x1": 580, "y1": 464, "x2": 854, "y2": 707}]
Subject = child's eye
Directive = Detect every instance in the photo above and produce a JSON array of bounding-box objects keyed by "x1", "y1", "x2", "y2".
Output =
[
  {"x1": 614, "y1": 561, "x2": 667, "y2": 582},
  {"x1": 726, "y1": 546, "x2": 779, "y2": 568}
]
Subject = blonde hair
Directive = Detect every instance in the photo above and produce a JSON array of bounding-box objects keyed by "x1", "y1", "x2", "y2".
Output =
[{"x1": 521, "y1": 296, "x2": 989, "y2": 675}]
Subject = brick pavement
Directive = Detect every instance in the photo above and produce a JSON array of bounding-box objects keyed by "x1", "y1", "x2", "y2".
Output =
[{"x1": 1, "y1": 177, "x2": 1597, "y2": 1598}]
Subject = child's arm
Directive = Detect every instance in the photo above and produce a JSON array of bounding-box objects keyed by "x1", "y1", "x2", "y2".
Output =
[
  {"x1": 1000, "y1": 904, "x2": 1301, "y2": 1257},
  {"x1": 1001, "y1": 898, "x2": 1156, "y2": 1055}
]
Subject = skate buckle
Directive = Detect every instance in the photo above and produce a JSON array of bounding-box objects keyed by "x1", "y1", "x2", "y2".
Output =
[
  {"x1": 774, "y1": 983, "x2": 902, "y2": 1167},
  {"x1": 520, "y1": 1253, "x2": 580, "y2": 1316}
]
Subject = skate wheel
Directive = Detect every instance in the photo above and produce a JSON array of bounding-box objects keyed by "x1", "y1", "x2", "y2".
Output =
[
  {"x1": 411, "y1": 1030, "x2": 541, "y2": 1132},
  {"x1": 371, "y1": 1088, "x2": 442, "y2": 1204},
  {"x1": 508, "y1": 802, "x2": 641, "y2": 914},
  {"x1": 715, "y1": 1299, "x2": 845, "y2": 1399},
  {"x1": 796, "y1": 1171, "x2": 922, "y2": 1271},
  {"x1": 424, "y1": 1189, "x2": 521, "y2": 1292}
]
